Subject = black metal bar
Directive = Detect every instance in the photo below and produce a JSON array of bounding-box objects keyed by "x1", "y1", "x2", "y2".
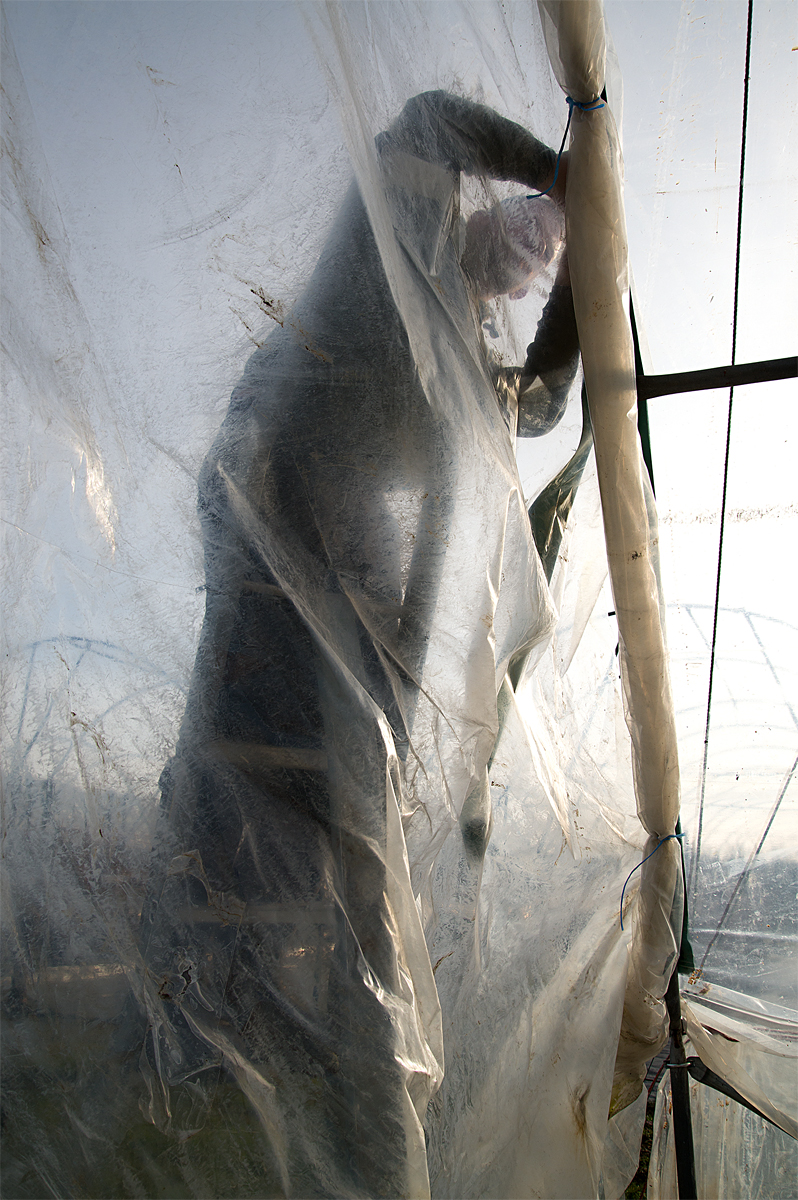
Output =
[
  {"x1": 686, "y1": 1057, "x2": 788, "y2": 1135},
  {"x1": 665, "y1": 969, "x2": 698, "y2": 1199},
  {"x1": 637, "y1": 355, "x2": 796, "y2": 401}
]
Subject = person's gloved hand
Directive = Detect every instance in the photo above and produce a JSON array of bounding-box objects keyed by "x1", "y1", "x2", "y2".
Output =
[{"x1": 518, "y1": 265, "x2": 579, "y2": 437}]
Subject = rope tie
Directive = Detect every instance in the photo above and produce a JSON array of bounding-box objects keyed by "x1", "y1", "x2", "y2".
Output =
[
  {"x1": 527, "y1": 95, "x2": 606, "y2": 200},
  {"x1": 620, "y1": 833, "x2": 685, "y2": 930}
]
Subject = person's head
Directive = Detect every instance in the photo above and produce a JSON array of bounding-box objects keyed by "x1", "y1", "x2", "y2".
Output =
[{"x1": 461, "y1": 195, "x2": 563, "y2": 301}]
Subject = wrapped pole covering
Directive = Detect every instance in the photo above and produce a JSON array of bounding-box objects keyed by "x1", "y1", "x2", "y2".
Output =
[{"x1": 538, "y1": 0, "x2": 683, "y2": 1110}]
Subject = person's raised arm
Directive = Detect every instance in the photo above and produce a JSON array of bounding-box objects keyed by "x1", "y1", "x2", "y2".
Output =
[
  {"x1": 378, "y1": 90, "x2": 563, "y2": 204},
  {"x1": 517, "y1": 249, "x2": 579, "y2": 437}
]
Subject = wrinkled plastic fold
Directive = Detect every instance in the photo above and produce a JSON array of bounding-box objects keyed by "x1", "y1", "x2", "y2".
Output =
[
  {"x1": 2, "y1": 2, "x2": 691, "y2": 1196},
  {"x1": 649, "y1": 984, "x2": 798, "y2": 1199},
  {"x1": 682, "y1": 982, "x2": 798, "y2": 1141}
]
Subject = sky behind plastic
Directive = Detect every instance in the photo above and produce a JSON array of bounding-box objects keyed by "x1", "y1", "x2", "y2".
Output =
[{"x1": 604, "y1": 0, "x2": 797, "y2": 871}]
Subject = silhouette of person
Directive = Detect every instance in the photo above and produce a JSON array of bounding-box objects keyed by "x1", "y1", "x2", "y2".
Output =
[{"x1": 142, "y1": 91, "x2": 579, "y2": 1197}]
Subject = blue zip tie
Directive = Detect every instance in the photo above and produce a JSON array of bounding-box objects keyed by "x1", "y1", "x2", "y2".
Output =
[
  {"x1": 620, "y1": 833, "x2": 685, "y2": 930},
  {"x1": 527, "y1": 95, "x2": 607, "y2": 200},
  {"x1": 569, "y1": 97, "x2": 607, "y2": 112}
]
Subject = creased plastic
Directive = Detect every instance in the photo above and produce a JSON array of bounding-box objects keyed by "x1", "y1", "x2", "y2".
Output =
[
  {"x1": 682, "y1": 981, "x2": 798, "y2": 1140},
  {"x1": 649, "y1": 986, "x2": 798, "y2": 1200},
  {"x1": 3, "y1": 3, "x2": 686, "y2": 1197}
]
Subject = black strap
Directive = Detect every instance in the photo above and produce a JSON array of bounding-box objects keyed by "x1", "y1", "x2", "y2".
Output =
[{"x1": 685, "y1": 1056, "x2": 793, "y2": 1137}]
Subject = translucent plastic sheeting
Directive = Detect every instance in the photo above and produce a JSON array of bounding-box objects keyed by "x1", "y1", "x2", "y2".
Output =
[
  {"x1": 605, "y1": 0, "x2": 797, "y2": 375},
  {"x1": 649, "y1": 1075, "x2": 798, "y2": 1200},
  {"x1": 599, "y1": 1087, "x2": 648, "y2": 1200},
  {"x1": 2, "y1": 3, "x2": 676, "y2": 1196},
  {"x1": 604, "y1": 0, "x2": 798, "y2": 1015},
  {"x1": 682, "y1": 981, "x2": 798, "y2": 1140},
  {"x1": 648, "y1": 983, "x2": 798, "y2": 1200}
]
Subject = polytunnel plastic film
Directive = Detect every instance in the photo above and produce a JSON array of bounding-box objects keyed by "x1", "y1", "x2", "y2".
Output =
[
  {"x1": 648, "y1": 982, "x2": 798, "y2": 1200},
  {"x1": 2, "y1": 3, "x2": 678, "y2": 1197}
]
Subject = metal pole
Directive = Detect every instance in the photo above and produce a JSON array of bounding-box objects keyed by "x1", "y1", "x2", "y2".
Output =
[
  {"x1": 636, "y1": 355, "x2": 796, "y2": 401},
  {"x1": 665, "y1": 968, "x2": 698, "y2": 1199}
]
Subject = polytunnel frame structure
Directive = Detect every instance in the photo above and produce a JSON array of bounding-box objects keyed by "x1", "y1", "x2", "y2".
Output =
[
  {"x1": 1, "y1": 0, "x2": 796, "y2": 1197},
  {"x1": 631, "y1": 329, "x2": 798, "y2": 1198},
  {"x1": 619, "y1": 0, "x2": 797, "y2": 1188}
]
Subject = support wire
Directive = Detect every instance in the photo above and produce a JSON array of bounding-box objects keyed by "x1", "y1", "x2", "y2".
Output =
[{"x1": 688, "y1": 0, "x2": 755, "y2": 901}]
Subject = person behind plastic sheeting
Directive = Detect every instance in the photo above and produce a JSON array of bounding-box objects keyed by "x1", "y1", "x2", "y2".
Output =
[{"x1": 141, "y1": 91, "x2": 579, "y2": 1199}]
